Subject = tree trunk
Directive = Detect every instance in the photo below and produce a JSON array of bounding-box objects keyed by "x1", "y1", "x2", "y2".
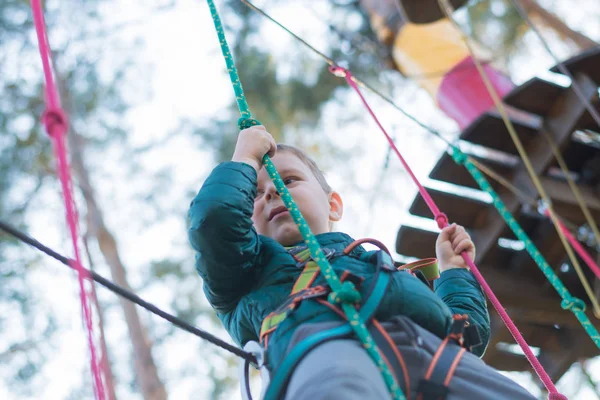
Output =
[
  {"x1": 520, "y1": 0, "x2": 598, "y2": 50},
  {"x1": 68, "y1": 131, "x2": 168, "y2": 400},
  {"x1": 83, "y1": 235, "x2": 119, "y2": 400}
]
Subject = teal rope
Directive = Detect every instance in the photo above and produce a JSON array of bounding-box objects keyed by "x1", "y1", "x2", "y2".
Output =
[
  {"x1": 206, "y1": 0, "x2": 259, "y2": 130},
  {"x1": 205, "y1": 1, "x2": 404, "y2": 398},
  {"x1": 451, "y1": 149, "x2": 600, "y2": 347}
]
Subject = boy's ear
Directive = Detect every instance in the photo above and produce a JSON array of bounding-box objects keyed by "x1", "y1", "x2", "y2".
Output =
[{"x1": 328, "y1": 191, "x2": 343, "y2": 222}]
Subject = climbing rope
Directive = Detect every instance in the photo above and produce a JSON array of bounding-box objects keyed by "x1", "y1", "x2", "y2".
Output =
[
  {"x1": 239, "y1": 0, "x2": 455, "y2": 147},
  {"x1": 450, "y1": 152, "x2": 600, "y2": 348},
  {"x1": 333, "y1": 65, "x2": 570, "y2": 399},
  {"x1": 508, "y1": 0, "x2": 600, "y2": 249},
  {"x1": 0, "y1": 220, "x2": 258, "y2": 363},
  {"x1": 541, "y1": 208, "x2": 600, "y2": 280},
  {"x1": 508, "y1": 0, "x2": 600, "y2": 247},
  {"x1": 30, "y1": 1, "x2": 106, "y2": 398},
  {"x1": 540, "y1": 128, "x2": 600, "y2": 249},
  {"x1": 240, "y1": 0, "x2": 600, "y2": 345},
  {"x1": 438, "y1": 0, "x2": 600, "y2": 320},
  {"x1": 467, "y1": 158, "x2": 600, "y2": 282},
  {"x1": 236, "y1": 2, "x2": 600, "y2": 398},
  {"x1": 205, "y1": 0, "x2": 405, "y2": 398}
]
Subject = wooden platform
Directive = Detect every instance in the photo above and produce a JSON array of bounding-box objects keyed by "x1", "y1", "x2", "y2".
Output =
[
  {"x1": 396, "y1": 48, "x2": 600, "y2": 384},
  {"x1": 429, "y1": 151, "x2": 513, "y2": 191},
  {"x1": 460, "y1": 112, "x2": 540, "y2": 155},
  {"x1": 504, "y1": 77, "x2": 567, "y2": 116},
  {"x1": 550, "y1": 46, "x2": 600, "y2": 85}
]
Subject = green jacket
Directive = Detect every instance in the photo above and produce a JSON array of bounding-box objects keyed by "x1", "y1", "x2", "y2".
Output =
[{"x1": 188, "y1": 162, "x2": 490, "y2": 369}]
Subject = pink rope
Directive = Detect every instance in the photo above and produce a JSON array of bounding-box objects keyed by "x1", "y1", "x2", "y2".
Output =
[
  {"x1": 544, "y1": 210, "x2": 600, "y2": 280},
  {"x1": 31, "y1": 1, "x2": 106, "y2": 398},
  {"x1": 333, "y1": 66, "x2": 566, "y2": 399}
]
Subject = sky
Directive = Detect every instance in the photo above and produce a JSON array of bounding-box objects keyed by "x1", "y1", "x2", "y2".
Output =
[{"x1": 3, "y1": 0, "x2": 600, "y2": 399}]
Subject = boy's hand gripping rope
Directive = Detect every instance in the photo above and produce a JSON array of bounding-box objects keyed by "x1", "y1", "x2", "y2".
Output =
[
  {"x1": 31, "y1": 1, "x2": 106, "y2": 399},
  {"x1": 451, "y1": 154, "x2": 600, "y2": 338},
  {"x1": 331, "y1": 66, "x2": 570, "y2": 400},
  {"x1": 438, "y1": 0, "x2": 600, "y2": 322},
  {"x1": 205, "y1": 0, "x2": 405, "y2": 398}
]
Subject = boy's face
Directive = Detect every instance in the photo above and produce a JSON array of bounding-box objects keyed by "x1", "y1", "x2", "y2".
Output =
[{"x1": 252, "y1": 151, "x2": 343, "y2": 246}]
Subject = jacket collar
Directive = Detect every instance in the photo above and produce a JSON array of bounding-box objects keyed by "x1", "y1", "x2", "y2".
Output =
[{"x1": 288, "y1": 232, "x2": 366, "y2": 257}]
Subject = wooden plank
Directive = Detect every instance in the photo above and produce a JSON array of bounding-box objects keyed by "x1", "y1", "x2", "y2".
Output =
[
  {"x1": 428, "y1": 152, "x2": 512, "y2": 190},
  {"x1": 460, "y1": 112, "x2": 539, "y2": 155},
  {"x1": 559, "y1": 139, "x2": 600, "y2": 176},
  {"x1": 537, "y1": 325, "x2": 595, "y2": 382},
  {"x1": 504, "y1": 77, "x2": 567, "y2": 116},
  {"x1": 478, "y1": 242, "x2": 515, "y2": 267},
  {"x1": 574, "y1": 100, "x2": 600, "y2": 131},
  {"x1": 541, "y1": 176, "x2": 600, "y2": 224},
  {"x1": 395, "y1": 225, "x2": 437, "y2": 259},
  {"x1": 397, "y1": 0, "x2": 467, "y2": 24},
  {"x1": 550, "y1": 46, "x2": 600, "y2": 85},
  {"x1": 498, "y1": 210, "x2": 542, "y2": 241},
  {"x1": 509, "y1": 219, "x2": 565, "y2": 276},
  {"x1": 487, "y1": 351, "x2": 530, "y2": 372},
  {"x1": 505, "y1": 307, "x2": 600, "y2": 332},
  {"x1": 540, "y1": 351, "x2": 581, "y2": 383},
  {"x1": 469, "y1": 73, "x2": 599, "y2": 263},
  {"x1": 480, "y1": 267, "x2": 563, "y2": 312},
  {"x1": 408, "y1": 187, "x2": 491, "y2": 229}
]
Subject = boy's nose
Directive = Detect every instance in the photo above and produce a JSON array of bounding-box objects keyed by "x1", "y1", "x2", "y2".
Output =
[{"x1": 265, "y1": 185, "x2": 280, "y2": 201}]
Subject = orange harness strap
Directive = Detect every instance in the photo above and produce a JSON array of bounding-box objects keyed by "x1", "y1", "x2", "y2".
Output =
[{"x1": 417, "y1": 315, "x2": 480, "y2": 400}]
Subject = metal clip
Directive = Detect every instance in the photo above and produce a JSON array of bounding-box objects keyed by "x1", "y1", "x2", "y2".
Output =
[
  {"x1": 240, "y1": 341, "x2": 270, "y2": 400},
  {"x1": 536, "y1": 199, "x2": 550, "y2": 216}
]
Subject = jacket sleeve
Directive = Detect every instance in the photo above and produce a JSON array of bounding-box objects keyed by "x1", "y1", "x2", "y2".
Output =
[
  {"x1": 434, "y1": 269, "x2": 490, "y2": 357},
  {"x1": 188, "y1": 161, "x2": 261, "y2": 313}
]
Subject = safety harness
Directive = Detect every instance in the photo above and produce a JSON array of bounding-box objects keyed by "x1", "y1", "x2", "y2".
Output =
[
  {"x1": 253, "y1": 239, "x2": 480, "y2": 400},
  {"x1": 417, "y1": 314, "x2": 482, "y2": 400}
]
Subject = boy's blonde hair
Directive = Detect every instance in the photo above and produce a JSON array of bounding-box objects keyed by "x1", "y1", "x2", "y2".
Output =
[{"x1": 277, "y1": 144, "x2": 332, "y2": 194}]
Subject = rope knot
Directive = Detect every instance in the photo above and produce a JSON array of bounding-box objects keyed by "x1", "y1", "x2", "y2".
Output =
[
  {"x1": 237, "y1": 117, "x2": 261, "y2": 130},
  {"x1": 328, "y1": 65, "x2": 348, "y2": 78},
  {"x1": 42, "y1": 107, "x2": 68, "y2": 138},
  {"x1": 561, "y1": 297, "x2": 586, "y2": 312},
  {"x1": 435, "y1": 213, "x2": 449, "y2": 229},
  {"x1": 328, "y1": 281, "x2": 361, "y2": 305},
  {"x1": 450, "y1": 149, "x2": 468, "y2": 165}
]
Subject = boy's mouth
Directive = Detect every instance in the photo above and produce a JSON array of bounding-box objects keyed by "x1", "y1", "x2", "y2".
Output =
[{"x1": 268, "y1": 205, "x2": 289, "y2": 221}]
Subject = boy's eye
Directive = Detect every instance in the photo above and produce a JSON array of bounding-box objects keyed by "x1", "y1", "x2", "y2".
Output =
[{"x1": 283, "y1": 177, "x2": 298, "y2": 185}]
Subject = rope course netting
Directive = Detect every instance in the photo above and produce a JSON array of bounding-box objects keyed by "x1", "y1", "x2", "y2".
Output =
[{"x1": 3, "y1": 1, "x2": 598, "y2": 399}]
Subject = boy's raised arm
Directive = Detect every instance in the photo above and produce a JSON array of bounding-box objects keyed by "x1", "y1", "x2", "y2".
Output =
[
  {"x1": 188, "y1": 162, "x2": 260, "y2": 313},
  {"x1": 188, "y1": 127, "x2": 277, "y2": 313}
]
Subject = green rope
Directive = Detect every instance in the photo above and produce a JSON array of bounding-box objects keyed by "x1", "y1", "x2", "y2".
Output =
[
  {"x1": 451, "y1": 149, "x2": 600, "y2": 348},
  {"x1": 205, "y1": 1, "x2": 404, "y2": 398}
]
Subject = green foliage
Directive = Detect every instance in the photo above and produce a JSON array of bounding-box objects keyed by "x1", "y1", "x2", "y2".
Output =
[
  {"x1": 465, "y1": 0, "x2": 529, "y2": 65},
  {"x1": 193, "y1": 0, "x2": 397, "y2": 163}
]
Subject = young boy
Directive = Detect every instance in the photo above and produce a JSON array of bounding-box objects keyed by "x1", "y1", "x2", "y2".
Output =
[{"x1": 188, "y1": 126, "x2": 536, "y2": 399}]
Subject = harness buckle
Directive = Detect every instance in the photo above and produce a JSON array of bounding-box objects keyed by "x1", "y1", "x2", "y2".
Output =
[{"x1": 448, "y1": 314, "x2": 481, "y2": 352}]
